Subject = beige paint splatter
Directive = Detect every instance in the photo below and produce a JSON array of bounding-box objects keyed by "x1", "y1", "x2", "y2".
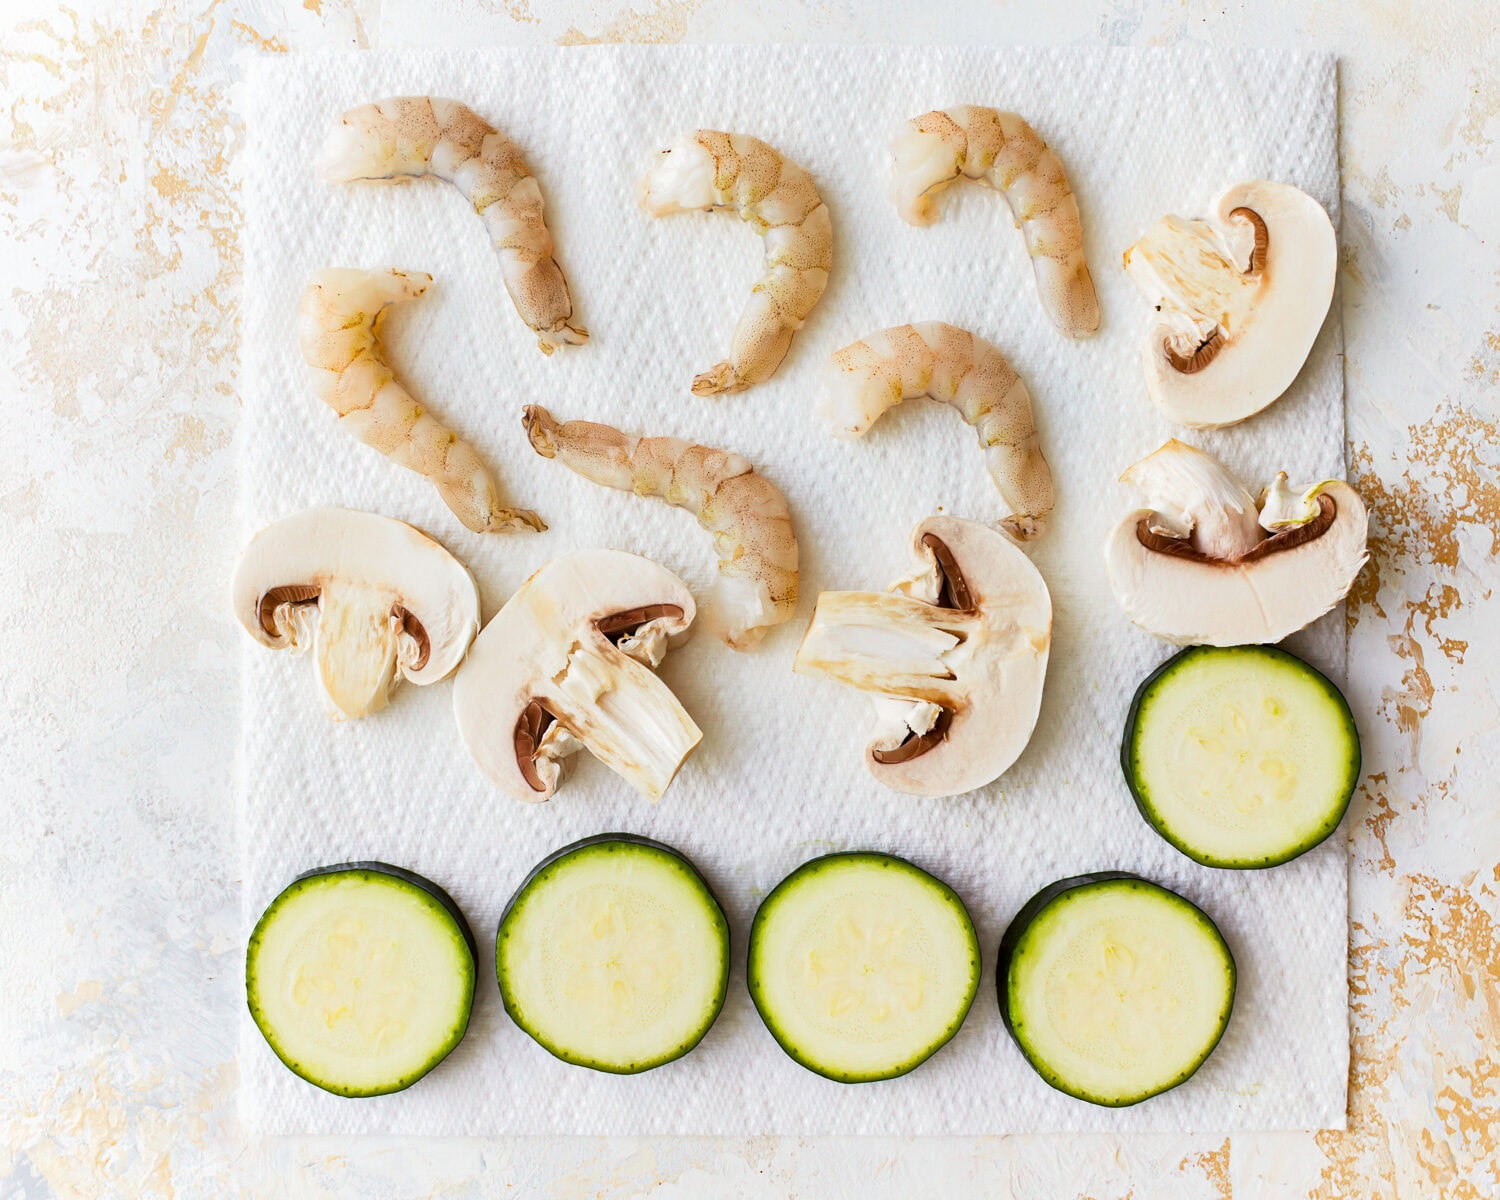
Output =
[{"x1": 557, "y1": 0, "x2": 702, "y2": 44}]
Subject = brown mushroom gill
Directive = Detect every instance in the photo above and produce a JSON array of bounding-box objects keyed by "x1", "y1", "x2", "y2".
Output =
[
  {"x1": 1163, "y1": 328, "x2": 1224, "y2": 374},
  {"x1": 514, "y1": 699, "x2": 555, "y2": 793},
  {"x1": 257, "y1": 583, "x2": 320, "y2": 637},
  {"x1": 1162, "y1": 206, "x2": 1268, "y2": 375},
  {"x1": 596, "y1": 604, "x2": 686, "y2": 640},
  {"x1": 1133, "y1": 493, "x2": 1338, "y2": 563},
  {"x1": 511, "y1": 604, "x2": 687, "y2": 793},
  {"x1": 870, "y1": 535, "x2": 969, "y2": 767},
  {"x1": 256, "y1": 584, "x2": 431, "y2": 670}
]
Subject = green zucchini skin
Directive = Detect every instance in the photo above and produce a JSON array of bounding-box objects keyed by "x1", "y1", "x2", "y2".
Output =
[
  {"x1": 996, "y1": 872, "x2": 1237, "y2": 1107},
  {"x1": 296, "y1": 860, "x2": 478, "y2": 960},
  {"x1": 247, "y1": 862, "x2": 477, "y2": 1098},
  {"x1": 748, "y1": 851, "x2": 981, "y2": 1084},
  {"x1": 1120, "y1": 644, "x2": 1362, "y2": 869},
  {"x1": 496, "y1": 833, "x2": 730, "y2": 1075}
]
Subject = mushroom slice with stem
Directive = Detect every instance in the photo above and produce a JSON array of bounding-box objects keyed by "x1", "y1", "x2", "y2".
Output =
[
  {"x1": 1104, "y1": 440, "x2": 1368, "y2": 646},
  {"x1": 1123, "y1": 180, "x2": 1336, "y2": 428},
  {"x1": 452, "y1": 550, "x2": 702, "y2": 804},
  {"x1": 793, "y1": 516, "x2": 1052, "y2": 798},
  {"x1": 232, "y1": 508, "x2": 480, "y2": 719}
]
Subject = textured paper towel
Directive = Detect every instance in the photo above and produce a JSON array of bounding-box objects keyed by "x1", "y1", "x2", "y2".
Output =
[{"x1": 240, "y1": 47, "x2": 1348, "y2": 1135}]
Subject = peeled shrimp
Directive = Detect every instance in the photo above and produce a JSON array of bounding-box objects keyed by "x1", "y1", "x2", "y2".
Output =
[
  {"x1": 824, "y1": 323, "x2": 1054, "y2": 541},
  {"x1": 299, "y1": 268, "x2": 543, "y2": 534},
  {"x1": 523, "y1": 405, "x2": 797, "y2": 649},
  {"x1": 891, "y1": 107, "x2": 1098, "y2": 338},
  {"x1": 640, "y1": 131, "x2": 832, "y2": 395},
  {"x1": 320, "y1": 97, "x2": 586, "y2": 354}
]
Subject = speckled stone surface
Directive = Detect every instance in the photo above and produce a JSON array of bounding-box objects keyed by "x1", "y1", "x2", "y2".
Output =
[{"x1": 1, "y1": 0, "x2": 1497, "y2": 1196}]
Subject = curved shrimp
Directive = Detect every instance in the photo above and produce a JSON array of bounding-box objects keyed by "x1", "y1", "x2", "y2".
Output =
[
  {"x1": 823, "y1": 323, "x2": 1053, "y2": 541},
  {"x1": 319, "y1": 97, "x2": 587, "y2": 355},
  {"x1": 640, "y1": 131, "x2": 831, "y2": 395},
  {"x1": 891, "y1": 107, "x2": 1098, "y2": 339},
  {"x1": 522, "y1": 405, "x2": 797, "y2": 649},
  {"x1": 299, "y1": 268, "x2": 543, "y2": 534}
]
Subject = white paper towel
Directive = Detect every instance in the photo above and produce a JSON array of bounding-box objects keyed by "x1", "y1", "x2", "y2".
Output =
[{"x1": 240, "y1": 46, "x2": 1349, "y2": 1135}]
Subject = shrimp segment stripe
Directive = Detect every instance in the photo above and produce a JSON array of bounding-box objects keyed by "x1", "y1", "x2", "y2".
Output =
[{"x1": 319, "y1": 96, "x2": 587, "y2": 355}]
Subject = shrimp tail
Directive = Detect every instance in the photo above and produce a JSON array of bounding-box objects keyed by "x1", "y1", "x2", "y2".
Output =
[
  {"x1": 537, "y1": 320, "x2": 589, "y2": 357},
  {"x1": 691, "y1": 361, "x2": 745, "y2": 396}
]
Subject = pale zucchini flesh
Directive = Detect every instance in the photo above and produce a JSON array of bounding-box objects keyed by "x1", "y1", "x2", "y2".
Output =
[
  {"x1": 748, "y1": 852, "x2": 980, "y2": 1083},
  {"x1": 999, "y1": 873, "x2": 1235, "y2": 1107},
  {"x1": 246, "y1": 863, "x2": 477, "y2": 1098},
  {"x1": 497, "y1": 835, "x2": 729, "y2": 1074},
  {"x1": 1123, "y1": 644, "x2": 1360, "y2": 869}
]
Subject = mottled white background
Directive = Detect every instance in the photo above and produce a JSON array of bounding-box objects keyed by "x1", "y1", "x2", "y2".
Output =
[{"x1": 0, "y1": 1, "x2": 1496, "y2": 1197}]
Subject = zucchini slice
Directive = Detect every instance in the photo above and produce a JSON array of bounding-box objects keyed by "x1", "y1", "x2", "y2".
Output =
[
  {"x1": 246, "y1": 862, "x2": 476, "y2": 1098},
  {"x1": 998, "y1": 873, "x2": 1235, "y2": 1107},
  {"x1": 497, "y1": 834, "x2": 729, "y2": 1074},
  {"x1": 748, "y1": 852, "x2": 980, "y2": 1083},
  {"x1": 1123, "y1": 644, "x2": 1360, "y2": 868}
]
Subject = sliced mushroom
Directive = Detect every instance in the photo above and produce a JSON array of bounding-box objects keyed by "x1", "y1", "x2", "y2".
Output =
[
  {"x1": 793, "y1": 516, "x2": 1051, "y2": 798},
  {"x1": 1104, "y1": 440, "x2": 1369, "y2": 646},
  {"x1": 232, "y1": 508, "x2": 480, "y2": 719},
  {"x1": 1123, "y1": 180, "x2": 1337, "y2": 428},
  {"x1": 452, "y1": 550, "x2": 702, "y2": 803}
]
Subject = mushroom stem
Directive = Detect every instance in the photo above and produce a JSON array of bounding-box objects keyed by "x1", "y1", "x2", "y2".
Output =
[
  {"x1": 794, "y1": 591, "x2": 979, "y2": 710},
  {"x1": 1259, "y1": 472, "x2": 1331, "y2": 530},
  {"x1": 530, "y1": 638, "x2": 702, "y2": 803},
  {"x1": 1123, "y1": 212, "x2": 1260, "y2": 374},
  {"x1": 1120, "y1": 439, "x2": 1263, "y2": 561},
  {"x1": 313, "y1": 580, "x2": 410, "y2": 719}
]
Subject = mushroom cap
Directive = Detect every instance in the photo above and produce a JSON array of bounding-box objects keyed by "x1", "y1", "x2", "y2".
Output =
[
  {"x1": 452, "y1": 549, "x2": 700, "y2": 804},
  {"x1": 872, "y1": 517, "x2": 1051, "y2": 796},
  {"x1": 1128, "y1": 180, "x2": 1337, "y2": 429},
  {"x1": 1104, "y1": 480, "x2": 1368, "y2": 646},
  {"x1": 231, "y1": 507, "x2": 480, "y2": 685}
]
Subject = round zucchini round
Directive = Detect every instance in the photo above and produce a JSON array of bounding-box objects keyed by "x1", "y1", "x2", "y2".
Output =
[
  {"x1": 246, "y1": 861, "x2": 477, "y2": 1098},
  {"x1": 497, "y1": 834, "x2": 730, "y2": 1074},
  {"x1": 1122, "y1": 644, "x2": 1361, "y2": 869},
  {"x1": 997, "y1": 872, "x2": 1235, "y2": 1107},
  {"x1": 748, "y1": 851, "x2": 980, "y2": 1084}
]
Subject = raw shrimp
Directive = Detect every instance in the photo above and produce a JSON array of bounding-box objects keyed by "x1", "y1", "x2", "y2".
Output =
[
  {"x1": 891, "y1": 107, "x2": 1098, "y2": 338},
  {"x1": 640, "y1": 130, "x2": 832, "y2": 395},
  {"x1": 522, "y1": 405, "x2": 797, "y2": 649},
  {"x1": 823, "y1": 323, "x2": 1054, "y2": 541},
  {"x1": 299, "y1": 268, "x2": 543, "y2": 535},
  {"x1": 320, "y1": 97, "x2": 586, "y2": 354}
]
